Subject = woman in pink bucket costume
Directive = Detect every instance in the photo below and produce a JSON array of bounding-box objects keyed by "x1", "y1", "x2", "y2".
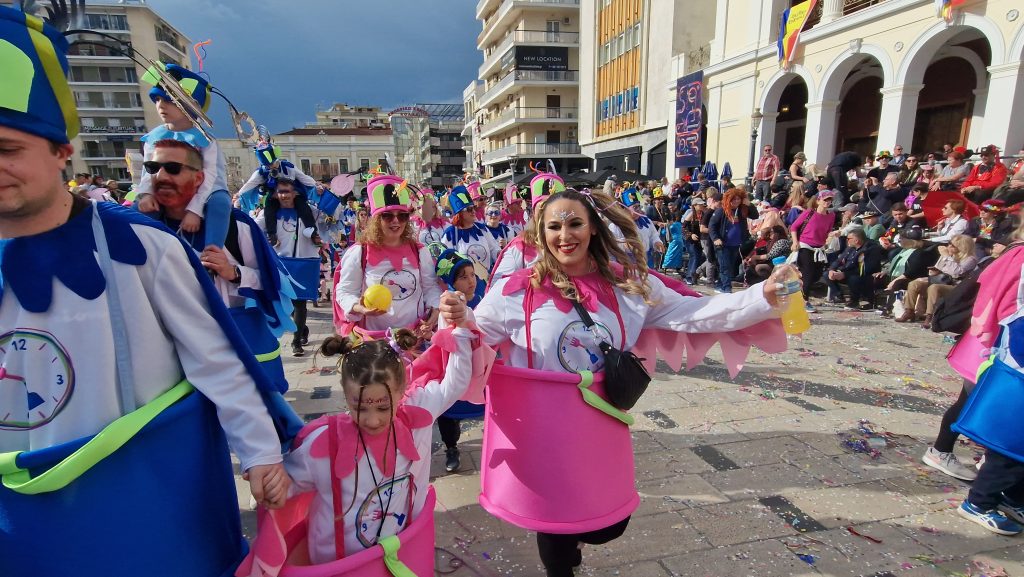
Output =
[
  {"x1": 333, "y1": 175, "x2": 441, "y2": 341},
  {"x1": 468, "y1": 187, "x2": 793, "y2": 576}
]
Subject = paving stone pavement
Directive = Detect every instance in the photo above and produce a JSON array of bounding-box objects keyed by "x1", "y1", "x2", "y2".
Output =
[{"x1": 234, "y1": 298, "x2": 1021, "y2": 577}]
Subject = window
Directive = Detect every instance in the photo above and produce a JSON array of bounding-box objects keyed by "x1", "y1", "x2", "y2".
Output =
[
  {"x1": 359, "y1": 158, "x2": 370, "y2": 170},
  {"x1": 339, "y1": 158, "x2": 349, "y2": 172},
  {"x1": 625, "y1": 27, "x2": 633, "y2": 51},
  {"x1": 634, "y1": 23, "x2": 642, "y2": 48},
  {"x1": 377, "y1": 158, "x2": 387, "y2": 169},
  {"x1": 300, "y1": 159, "x2": 311, "y2": 174}
]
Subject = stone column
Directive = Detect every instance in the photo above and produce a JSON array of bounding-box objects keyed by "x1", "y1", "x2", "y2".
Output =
[
  {"x1": 876, "y1": 84, "x2": 923, "y2": 155},
  {"x1": 803, "y1": 100, "x2": 840, "y2": 164},
  {"x1": 759, "y1": 111, "x2": 781, "y2": 157},
  {"x1": 979, "y1": 62, "x2": 1024, "y2": 152},
  {"x1": 966, "y1": 87, "x2": 987, "y2": 148},
  {"x1": 820, "y1": 0, "x2": 844, "y2": 24}
]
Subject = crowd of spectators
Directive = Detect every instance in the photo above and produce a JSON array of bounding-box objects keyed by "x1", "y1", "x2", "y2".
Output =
[{"x1": 640, "y1": 143, "x2": 1024, "y2": 324}]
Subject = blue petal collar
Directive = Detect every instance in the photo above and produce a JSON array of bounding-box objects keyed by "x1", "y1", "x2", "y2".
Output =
[
  {"x1": 141, "y1": 125, "x2": 210, "y2": 149},
  {"x1": 485, "y1": 223, "x2": 510, "y2": 240},
  {"x1": 635, "y1": 216, "x2": 652, "y2": 230},
  {"x1": 444, "y1": 223, "x2": 487, "y2": 244},
  {"x1": 0, "y1": 202, "x2": 150, "y2": 312}
]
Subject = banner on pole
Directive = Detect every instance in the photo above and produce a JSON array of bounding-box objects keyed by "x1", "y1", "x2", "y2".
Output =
[
  {"x1": 778, "y1": 0, "x2": 818, "y2": 65},
  {"x1": 674, "y1": 70, "x2": 703, "y2": 169}
]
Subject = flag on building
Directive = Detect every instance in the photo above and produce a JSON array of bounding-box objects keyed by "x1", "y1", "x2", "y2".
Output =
[
  {"x1": 935, "y1": 0, "x2": 966, "y2": 22},
  {"x1": 777, "y1": 0, "x2": 818, "y2": 65}
]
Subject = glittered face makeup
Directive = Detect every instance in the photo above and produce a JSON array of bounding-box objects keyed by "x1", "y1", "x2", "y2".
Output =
[{"x1": 554, "y1": 209, "x2": 576, "y2": 222}]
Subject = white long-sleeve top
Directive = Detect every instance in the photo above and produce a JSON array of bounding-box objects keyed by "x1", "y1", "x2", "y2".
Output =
[
  {"x1": 441, "y1": 223, "x2": 501, "y2": 270},
  {"x1": 256, "y1": 213, "x2": 320, "y2": 259},
  {"x1": 284, "y1": 328, "x2": 475, "y2": 563},
  {"x1": 239, "y1": 163, "x2": 317, "y2": 195},
  {"x1": 335, "y1": 244, "x2": 442, "y2": 331},
  {"x1": 928, "y1": 215, "x2": 968, "y2": 245},
  {"x1": 490, "y1": 238, "x2": 538, "y2": 284},
  {"x1": 474, "y1": 273, "x2": 777, "y2": 373},
  {"x1": 0, "y1": 219, "x2": 280, "y2": 471}
]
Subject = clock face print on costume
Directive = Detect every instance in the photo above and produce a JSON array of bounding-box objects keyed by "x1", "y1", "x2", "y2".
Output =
[
  {"x1": 0, "y1": 329, "x2": 75, "y2": 430},
  {"x1": 558, "y1": 321, "x2": 613, "y2": 372},
  {"x1": 355, "y1": 473, "x2": 416, "y2": 548},
  {"x1": 465, "y1": 243, "x2": 489, "y2": 265},
  {"x1": 380, "y1": 270, "x2": 417, "y2": 302},
  {"x1": 421, "y1": 228, "x2": 443, "y2": 244}
]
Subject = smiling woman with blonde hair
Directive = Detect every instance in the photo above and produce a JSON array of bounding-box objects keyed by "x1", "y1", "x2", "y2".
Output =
[{"x1": 467, "y1": 187, "x2": 793, "y2": 577}]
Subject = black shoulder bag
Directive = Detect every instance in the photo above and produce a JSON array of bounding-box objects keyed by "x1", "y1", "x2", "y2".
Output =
[{"x1": 571, "y1": 300, "x2": 651, "y2": 410}]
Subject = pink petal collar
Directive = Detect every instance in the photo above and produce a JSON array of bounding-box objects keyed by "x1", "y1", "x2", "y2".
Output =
[
  {"x1": 363, "y1": 242, "x2": 422, "y2": 271},
  {"x1": 299, "y1": 407, "x2": 434, "y2": 479},
  {"x1": 501, "y1": 268, "x2": 619, "y2": 314}
]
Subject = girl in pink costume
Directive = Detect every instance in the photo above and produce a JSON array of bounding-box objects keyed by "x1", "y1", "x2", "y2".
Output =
[
  {"x1": 501, "y1": 183, "x2": 529, "y2": 236},
  {"x1": 468, "y1": 188, "x2": 792, "y2": 577},
  {"x1": 333, "y1": 175, "x2": 441, "y2": 340},
  {"x1": 238, "y1": 293, "x2": 492, "y2": 576}
]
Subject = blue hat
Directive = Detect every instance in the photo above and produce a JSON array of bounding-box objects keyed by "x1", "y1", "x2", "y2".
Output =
[
  {"x1": 621, "y1": 187, "x2": 639, "y2": 207},
  {"x1": 144, "y1": 63, "x2": 212, "y2": 113},
  {"x1": 254, "y1": 141, "x2": 283, "y2": 167},
  {"x1": 447, "y1": 186, "x2": 473, "y2": 215},
  {"x1": 0, "y1": 6, "x2": 79, "y2": 143},
  {"x1": 435, "y1": 249, "x2": 473, "y2": 289}
]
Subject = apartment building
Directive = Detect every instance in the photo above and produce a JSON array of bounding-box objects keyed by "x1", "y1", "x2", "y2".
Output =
[
  {"x1": 469, "y1": 0, "x2": 589, "y2": 183},
  {"x1": 391, "y1": 104, "x2": 468, "y2": 189},
  {"x1": 307, "y1": 104, "x2": 391, "y2": 130},
  {"x1": 67, "y1": 0, "x2": 191, "y2": 184},
  {"x1": 577, "y1": 0, "x2": 714, "y2": 179}
]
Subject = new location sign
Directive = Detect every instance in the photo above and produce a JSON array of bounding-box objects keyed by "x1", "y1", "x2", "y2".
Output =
[{"x1": 505, "y1": 46, "x2": 569, "y2": 71}]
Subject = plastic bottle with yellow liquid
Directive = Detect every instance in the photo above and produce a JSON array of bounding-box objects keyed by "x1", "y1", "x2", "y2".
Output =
[{"x1": 772, "y1": 256, "x2": 810, "y2": 335}]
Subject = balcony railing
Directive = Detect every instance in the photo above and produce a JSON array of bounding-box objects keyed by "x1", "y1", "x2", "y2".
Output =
[
  {"x1": 480, "y1": 106, "x2": 578, "y2": 137},
  {"x1": 804, "y1": 0, "x2": 886, "y2": 29},
  {"x1": 481, "y1": 142, "x2": 581, "y2": 163},
  {"x1": 478, "y1": 0, "x2": 580, "y2": 47},
  {"x1": 480, "y1": 69, "x2": 579, "y2": 105},
  {"x1": 480, "y1": 30, "x2": 581, "y2": 76}
]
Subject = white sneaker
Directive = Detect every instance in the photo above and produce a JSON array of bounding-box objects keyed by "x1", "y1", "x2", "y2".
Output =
[{"x1": 922, "y1": 447, "x2": 978, "y2": 481}]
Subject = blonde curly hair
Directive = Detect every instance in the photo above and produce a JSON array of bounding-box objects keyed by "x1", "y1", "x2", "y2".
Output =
[{"x1": 531, "y1": 189, "x2": 652, "y2": 303}]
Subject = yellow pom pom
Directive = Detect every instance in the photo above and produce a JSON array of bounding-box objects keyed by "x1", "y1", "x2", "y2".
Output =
[{"x1": 362, "y1": 284, "x2": 393, "y2": 312}]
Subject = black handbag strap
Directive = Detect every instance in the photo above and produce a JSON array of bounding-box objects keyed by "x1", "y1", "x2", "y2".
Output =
[{"x1": 572, "y1": 300, "x2": 611, "y2": 350}]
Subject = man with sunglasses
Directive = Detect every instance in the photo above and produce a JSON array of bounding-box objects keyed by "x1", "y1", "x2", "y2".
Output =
[
  {"x1": 258, "y1": 179, "x2": 323, "y2": 356},
  {"x1": 752, "y1": 144, "x2": 780, "y2": 202},
  {"x1": 0, "y1": 8, "x2": 293, "y2": 575}
]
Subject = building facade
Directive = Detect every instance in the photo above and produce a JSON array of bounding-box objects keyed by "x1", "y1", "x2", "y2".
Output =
[
  {"x1": 66, "y1": 0, "x2": 191, "y2": 184},
  {"x1": 697, "y1": 0, "x2": 1024, "y2": 180},
  {"x1": 391, "y1": 104, "x2": 467, "y2": 189},
  {"x1": 470, "y1": 0, "x2": 590, "y2": 183},
  {"x1": 220, "y1": 127, "x2": 394, "y2": 193},
  {"x1": 578, "y1": 0, "x2": 715, "y2": 179},
  {"x1": 306, "y1": 104, "x2": 390, "y2": 130}
]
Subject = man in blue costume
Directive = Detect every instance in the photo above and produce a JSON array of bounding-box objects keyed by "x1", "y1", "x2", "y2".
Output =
[{"x1": 0, "y1": 6, "x2": 294, "y2": 576}]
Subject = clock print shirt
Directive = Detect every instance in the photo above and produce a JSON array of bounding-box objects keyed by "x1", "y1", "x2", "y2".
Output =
[
  {"x1": 284, "y1": 328, "x2": 475, "y2": 563},
  {"x1": 0, "y1": 203, "x2": 281, "y2": 470},
  {"x1": 441, "y1": 223, "x2": 500, "y2": 270},
  {"x1": 335, "y1": 243, "x2": 442, "y2": 333}
]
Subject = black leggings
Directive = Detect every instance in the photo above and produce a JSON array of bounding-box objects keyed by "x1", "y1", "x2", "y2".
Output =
[
  {"x1": 436, "y1": 416, "x2": 461, "y2": 450},
  {"x1": 933, "y1": 381, "x2": 970, "y2": 453},
  {"x1": 536, "y1": 516, "x2": 630, "y2": 577}
]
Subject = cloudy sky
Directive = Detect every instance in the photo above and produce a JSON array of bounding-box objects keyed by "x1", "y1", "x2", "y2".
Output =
[{"x1": 145, "y1": 0, "x2": 480, "y2": 136}]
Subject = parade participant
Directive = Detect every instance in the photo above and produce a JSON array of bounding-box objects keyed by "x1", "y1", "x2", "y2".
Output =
[
  {"x1": 240, "y1": 141, "x2": 318, "y2": 244},
  {"x1": 442, "y1": 184, "x2": 500, "y2": 269},
  {"x1": 465, "y1": 188, "x2": 788, "y2": 577},
  {"x1": 947, "y1": 226, "x2": 1024, "y2": 535},
  {"x1": 411, "y1": 190, "x2": 446, "y2": 245},
  {"x1": 0, "y1": 8, "x2": 295, "y2": 575},
  {"x1": 501, "y1": 183, "x2": 529, "y2": 235},
  {"x1": 335, "y1": 175, "x2": 442, "y2": 341},
  {"x1": 257, "y1": 179, "x2": 322, "y2": 356},
  {"x1": 614, "y1": 186, "x2": 664, "y2": 268},
  {"x1": 141, "y1": 139, "x2": 297, "y2": 388},
  {"x1": 468, "y1": 181, "x2": 487, "y2": 220},
  {"x1": 484, "y1": 200, "x2": 515, "y2": 249},
  {"x1": 239, "y1": 292, "x2": 483, "y2": 575},
  {"x1": 489, "y1": 172, "x2": 561, "y2": 282},
  {"x1": 135, "y1": 63, "x2": 231, "y2": 251},
  {"x1": 433, "y1": 249, "x2": 487, "y2": 473}
]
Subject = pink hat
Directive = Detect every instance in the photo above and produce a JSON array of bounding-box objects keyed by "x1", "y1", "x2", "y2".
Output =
[
  {"x1": 467, "y1": 181, "x2": 482, "y2": 200},
  {"x1": 366, "y1": 175, "x2": 412, "y2": 216},
  {"x1": 529, "y1": 173, "x2": 566, "y2": 209}
]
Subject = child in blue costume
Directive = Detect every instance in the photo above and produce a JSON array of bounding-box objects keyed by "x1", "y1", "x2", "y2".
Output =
[
  {"x1": 135, "y1": 63, "x2": 232, "y2": 250},
  {"x1": 433, "y1": 249, "x2": 487, "y2": 473},
  {"x1": 239, "y1": 141, "x2": 318, "y2": 245}
]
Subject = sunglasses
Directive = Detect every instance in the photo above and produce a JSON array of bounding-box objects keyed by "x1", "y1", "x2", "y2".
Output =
[
  {"x1": 485, "y1": 210, "x2": 501, "y2": 217},
  {"x1": 380, "y1": 211, "x2": 410, "y2": 222},
  {"x1": 142, "y1": 161, "x2": 200, "y2": 175}
]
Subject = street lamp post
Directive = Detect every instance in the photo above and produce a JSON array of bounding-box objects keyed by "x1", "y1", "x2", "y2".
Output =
[{"x1": 746, "y1": 108, "x2": 763, "y2": 189}]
